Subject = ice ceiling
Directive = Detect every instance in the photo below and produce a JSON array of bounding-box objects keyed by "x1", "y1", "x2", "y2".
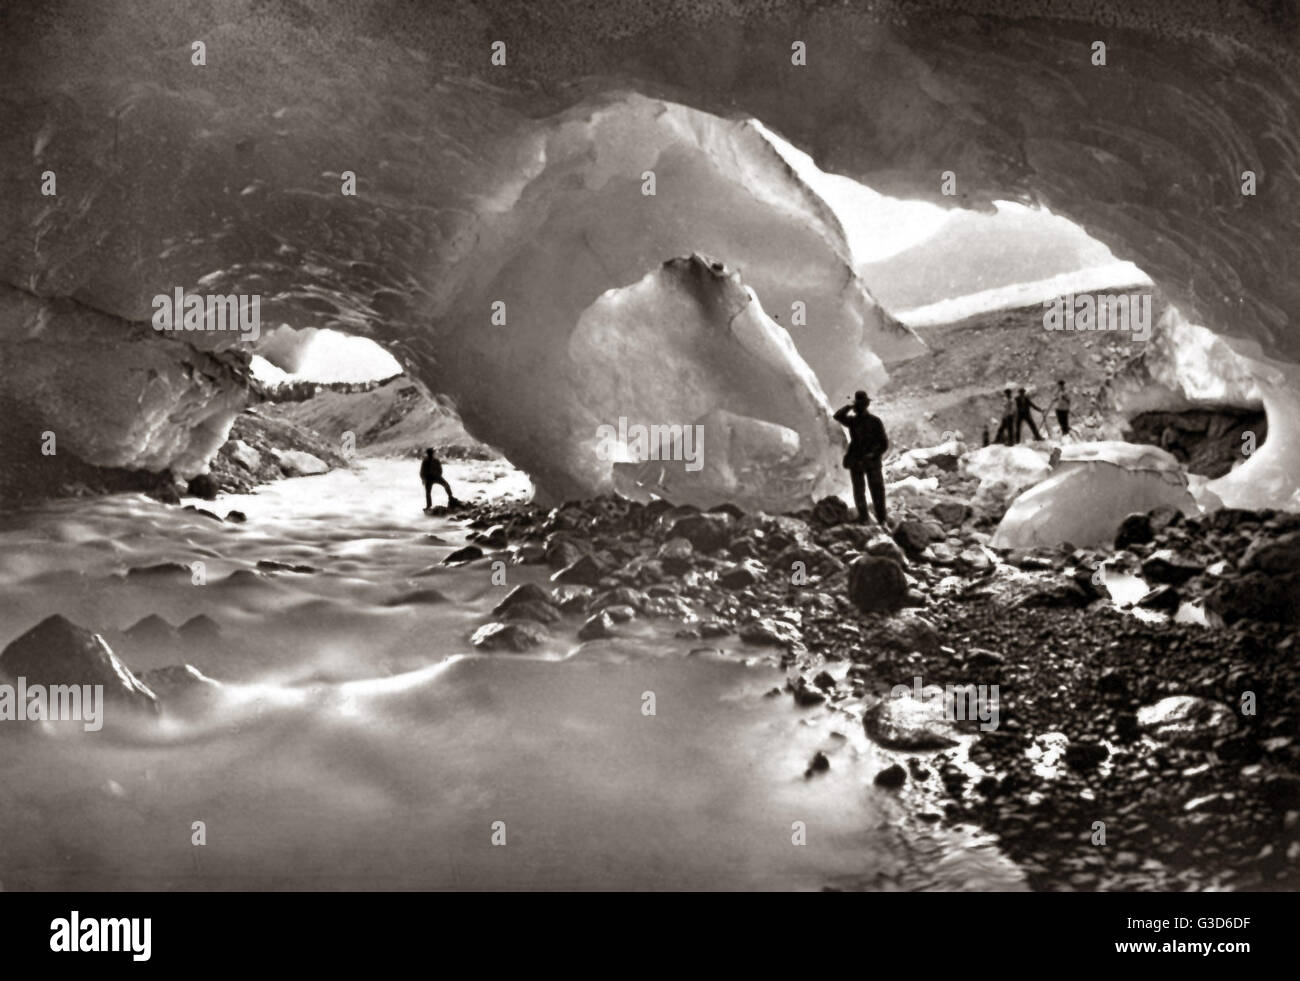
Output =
[{"x1": 1, "y1": 0, "x2": 1298, "y2": 508}]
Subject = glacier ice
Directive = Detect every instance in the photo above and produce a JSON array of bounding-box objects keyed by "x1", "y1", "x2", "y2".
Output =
[{"x1": 991, "y1": 442, "x2": 1200, "y2": 549}]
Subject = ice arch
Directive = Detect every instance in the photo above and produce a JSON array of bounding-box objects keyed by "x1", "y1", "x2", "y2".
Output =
[{"x1": 1, "y1": 0, "x2": 1297, "y2": 508}]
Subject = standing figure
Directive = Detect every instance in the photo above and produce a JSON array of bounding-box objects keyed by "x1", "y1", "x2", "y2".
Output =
[
  {"x1": 994, "y1": 389, "x2": 1016, "y2": 445},
  {"x1": 420, "y1": 448, "x2": 460, "y2": 510},
  {"x1": 832, "y1": 390, "x2": 889, "y2": 524},
  {"x1": 1048, "y1": 380, "x2": 1071, "y2": 436},
  {"x1": 1014, "y1": 387, "x2": 1043, "y2": 442}
]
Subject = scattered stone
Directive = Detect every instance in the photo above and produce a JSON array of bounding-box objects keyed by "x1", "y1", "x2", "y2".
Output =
[
  {"x1": 1115, "y1": 513, "x2": 1154, "y2": 549},
  {"x1": 551, "y1": 553, "x2": 608, "y2": 587},
  {"x1": 577, "y1": 610, "x2": 617, "y2": 640},
  {"x1": 847, "y1": 556, "x2": 908, "y2": 614},
  {"x1": 1141, "y1": 550, "x2": 1205, "y2": 585},
  {"x1": 804, "y1": 751, "x2": 831, "y2": 777},
  {"x1": 862, "y1": 695, "x2": 960, "y2": 750},
  {"x1": 443, "y1": 545, "x2": 485, "y2": 565},
  {"x1": 668, "y1": 513, "x2": 733, "y2": 553},
  {"x1": 1137, "y1": 696, "x2": 1239, "y2": 747},
  {"x1": 1064, "y1": 740, "x2": 1110, "y2": 770},
  {"x1": 740, "y1": 618, "x2": 801, "y2": 647},
  {"x1": 470, "y1": 621, "x2": 547, "y2": 652},
  {"x1": 874, "y1": 764, "x2": 907, "y2": 789},
  {"x1": 0, "y1": 615, "x2": 158, "y2": 712},
  {"x1": 719, "y1": 559, "x2": 766, "y2": 589}
]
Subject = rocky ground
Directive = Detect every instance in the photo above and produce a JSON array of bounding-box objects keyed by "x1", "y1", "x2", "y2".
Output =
[{"x1": 431, "y1": 457, "x2": 1300, "y2": 892}]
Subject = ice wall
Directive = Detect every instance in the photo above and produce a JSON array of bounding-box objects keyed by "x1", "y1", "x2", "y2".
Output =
[
  {"x1": 561, "y1": 254, "x2": 844, "y2": 510},
  {"x1": 2, "y1": 1, "x2": 1298, "y2": 508}
]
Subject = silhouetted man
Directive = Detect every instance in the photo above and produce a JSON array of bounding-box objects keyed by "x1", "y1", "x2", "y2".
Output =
[
  {"x1": 994, "y1": 389, "x2": 1016, "y2": 445},
  {"x1": 420, "y1": 448, "x2": 459, "y2": 510},
  {"x1": 1014, "y1": 387, "x2": 1042, "y2": 442},
  {"x1": 833, "y1": 390, "x2": 889, "y2": 524},
  {"x1": 1048, "y1": 379, "x2": 1071, "y2": 436}
]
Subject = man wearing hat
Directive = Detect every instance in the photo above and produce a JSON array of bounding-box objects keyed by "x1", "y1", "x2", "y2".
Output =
[{"x1": 832, "y1": 390, "x2": 890, "y2": 524}]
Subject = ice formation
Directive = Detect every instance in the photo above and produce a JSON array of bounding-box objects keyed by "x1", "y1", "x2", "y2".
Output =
[
  {"x1": 991, "y1": 443, "x2": 1200, "y2": 549},
  {"x1": 1, "y1": 1, "x2": 1298, "y2": 509}
]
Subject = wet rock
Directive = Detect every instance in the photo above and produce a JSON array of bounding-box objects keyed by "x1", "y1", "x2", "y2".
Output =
[
  {"x1": 225, "y1": 510, "x2": 247, "y2": 523},
  {"x1": 510, "y1": 544, "x2": 547, "y2": 564},
  {"x1": 577, "y1": 610, "x2": 617, "y2": 640},
  {"x1": 502, "y1": 600, "x2": 562, "y2": 624},
  {"x1": 550, "y1": 584, "x2": 594, "y2": 613},
  {"x1": 0, "y1": 615, "x2": 158, "y2": 712},
  {"x1": 123, "y1": 614, "x2": 177, "y2": 645},
  {"x1": 657, "y1": 537, "x2": 695, "y2": 574},
  {"x1": 740, "y1": 618, "x2": 801, "y2": 647},
  {"x1": 543, "y1": 534, "x2": 587, "y2": 570},
  {"x1": 384, "y1": 588, "x2": 449, "y2": 606},
  {"x1": 605, "y1": 604, "x2": 636, "y2": 622},
  {"x1": 138, "y1": 664, "x2": 222, "y2": 703},
  {"x1": 719, "y1": 559, "x2": 766, "y2": 589},
  {"x1": 668, "y1": 512, "x2": 734, "y2": 553},
  {"x1": 847, "y1": 556, "x2": 908, "y2": 614},
  {"x1": 589, "y1": 586, "x2": 648, "y2": 613},
  {"x1": 1141, "y1": 549, "x2": 1205, "y2": 585},
  {"x1": 256, "y1": 560, "x2": 315, "y2": 573},
  {"x1": 470, "y1": 621, "x2": 547, "y2": 652},
  {"x1": 874, "y1": 764, "x2": 907, "y2": 789},
  {"x1": 1137, "y1": 695, "x2": 1239, "y2": 747},
  {"x1": 791, "y1": 675, "x2": 825, "y2": 706},
  {"x1": 862, "y1": 694, "x2": 960, "y2": 750},
  {"x1": 174, "y1": 615, "x2": 220, "y2": 643},
  {"x1": 551, "y1": 553, "x2": 608, "y2": 587},
  {"x1": 182, "y1": 505, "x2": 223, "y2": 522},
  {"x1": 443, "y1": 545, "x2": 485, "y2": 565},
  {"x1": 492, "y1": 583, "x2": 554, "y2": 615},
  {"x1": 187, "y1": 473, "x2": 218, "y2": 499},
  {"x1": 1115, "y1": 513, "x2": 1154, "y2": 549}
]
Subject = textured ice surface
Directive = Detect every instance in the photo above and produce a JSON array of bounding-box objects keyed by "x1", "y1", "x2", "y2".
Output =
[
  {"x1": 566, "y1": 254, "x2": 843, "y2": 510},
  {"x1": 992, "y1": 442, "x2": 1199, "y2": 549}
]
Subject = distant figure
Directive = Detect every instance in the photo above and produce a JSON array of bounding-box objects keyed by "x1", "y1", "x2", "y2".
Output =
[
  {"x1": 1048, "y1": 379, "x2": 1071, "y2": 436},
  {"x1": 1014, "y1": 387, "x2": 1042, "y2": 443},
  {"x1": 994, "y1": 389, "x2": 1016, "y2": 445},
  {"x1": 833, "y1": 390, "x2": 889, "y2": 524},
  {"x1": 420, "y1": 448, "x2": 459, "y2": 510}
]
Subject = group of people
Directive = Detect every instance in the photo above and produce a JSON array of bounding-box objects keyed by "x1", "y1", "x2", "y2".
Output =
[
  {"x1": 416, "y1": 383, "x2": 1071, "y2": 529},
  {"x1": 991, "y1": 381, "x2": 1071, "y2": 446}
]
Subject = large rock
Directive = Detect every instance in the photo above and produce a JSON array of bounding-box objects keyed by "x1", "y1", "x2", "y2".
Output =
[
  {"x1": 1240, "y1": 531, "x2": 1300, "y2": 575},
  {"x1": 0, "y1": 615, "x2": 158, "y2": 712},
  {"x1": 668, "y1": 512, "x2": 735, "y2": 553},
  {"x1": 847, "y1": 556, "x2": 909, "y2": 614},
  {"x1": 1137, "y1": 696, "x2": 1238, "y2": 747},
  {"x1": 862, "y1": 694, "x2": 961, "y2": 750}
]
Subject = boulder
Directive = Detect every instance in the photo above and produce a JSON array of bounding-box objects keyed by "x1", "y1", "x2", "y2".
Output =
[
  {"x1": 1240, "y1": 531, "x2": 1300, "y2": 575},
  {"x1": 668, "y1": 512, "x2": 734, "y2": 553},
  {"x1": 847, "y1": 556, "x2": 908, "y2": 614},
  {"x1": 0, "y1": 615, "x2": 158, "y2": 712},
  {"x1": 862, "y1": 694, "x2": 960, "y2": 750},
  {"x1": 470, "y1": 621, "x2": 548, "y2": 652},
  {"x1": 1137, "y1": 695, "x2": 1238, "y2": 747}
]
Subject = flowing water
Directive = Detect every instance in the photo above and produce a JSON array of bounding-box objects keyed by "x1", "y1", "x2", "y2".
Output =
[{"x1": 0, "y1": 460, "x2": 1024, "y2": 890}]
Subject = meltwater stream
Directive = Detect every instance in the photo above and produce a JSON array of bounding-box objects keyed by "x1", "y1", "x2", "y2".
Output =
[{"x1": 0, "y1": 460, "x2": 1023, "y2": 890}]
